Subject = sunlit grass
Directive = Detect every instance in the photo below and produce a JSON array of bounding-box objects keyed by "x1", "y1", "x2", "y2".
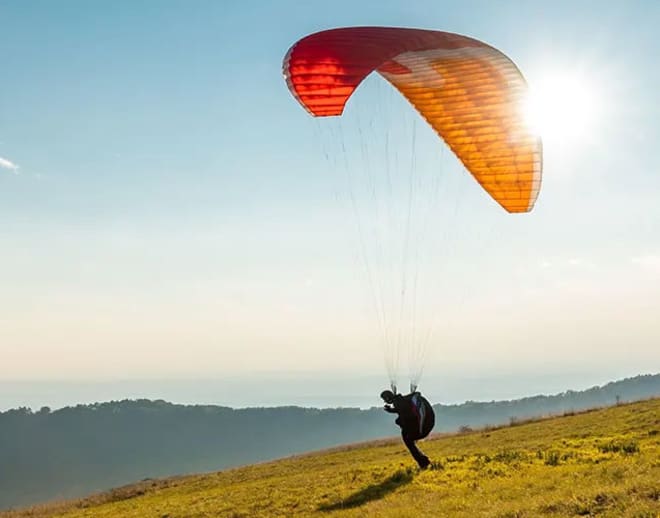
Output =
[{"x1": 3, "y1": 399, "x2": 658, "y2": 517}]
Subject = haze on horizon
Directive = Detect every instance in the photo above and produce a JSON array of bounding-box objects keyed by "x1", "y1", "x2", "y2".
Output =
[{"x1": 1, "y1": 1, "x2": 658, "y2": 409}]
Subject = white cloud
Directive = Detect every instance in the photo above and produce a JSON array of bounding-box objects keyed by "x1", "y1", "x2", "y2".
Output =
[{"x1": 0, "y1": 156, "x2": 19, "y2": 173}]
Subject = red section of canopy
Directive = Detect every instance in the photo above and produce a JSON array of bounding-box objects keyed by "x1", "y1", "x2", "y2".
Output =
[{"x1": 283, "y1": 27, "x2": 486, "y2": 116}]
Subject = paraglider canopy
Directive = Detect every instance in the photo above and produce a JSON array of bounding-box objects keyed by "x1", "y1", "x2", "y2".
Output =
[{"x1": 283, "y1": 26, "x2": 542, "y2": 213}]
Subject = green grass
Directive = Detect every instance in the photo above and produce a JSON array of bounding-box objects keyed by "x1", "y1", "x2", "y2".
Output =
[{"x1": 3, "y1": 399, "x2": 659, "y2": 518}]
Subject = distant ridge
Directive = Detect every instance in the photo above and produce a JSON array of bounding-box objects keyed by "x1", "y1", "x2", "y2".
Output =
[
  {"x1": 0, "y1": 373, "x2": 657, "y2": 510},
  {"x1": 435, "y1": 373, "x2": 660, "y2": 430}
]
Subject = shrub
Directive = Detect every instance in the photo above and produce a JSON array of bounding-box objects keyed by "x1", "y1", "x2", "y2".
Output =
[
  {"x1": 494, "y1": 450, "x2": 526, "y2": 463},
  {"x1": 544, "y1": 450, "x2": 561, "y2": 466},
  {"x1": 598, "y1": 440, "x2": 639, "y2": 454}
]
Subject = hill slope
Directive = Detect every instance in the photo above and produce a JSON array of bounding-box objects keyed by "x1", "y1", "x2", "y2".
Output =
[
  {"x1": 5, "y1": 399, "x2": 659, "y2": 518},
  {"x1": 2, "y1": 374, "x2": 658, "y2": 510}
]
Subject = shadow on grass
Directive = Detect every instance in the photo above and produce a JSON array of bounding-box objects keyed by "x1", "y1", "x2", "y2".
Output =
[{"x1": 318, "y1": 469, "x2": 414, "y2": 511}]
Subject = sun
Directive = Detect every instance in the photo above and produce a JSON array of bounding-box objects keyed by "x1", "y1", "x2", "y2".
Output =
[{"x1": 522, "y1": 69, "x2": 601, "y2": 146}]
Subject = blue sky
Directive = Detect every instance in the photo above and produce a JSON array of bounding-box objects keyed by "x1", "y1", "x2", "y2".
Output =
[{"x1": 1, "y1": 1, "x2": 658, "y2": 408}]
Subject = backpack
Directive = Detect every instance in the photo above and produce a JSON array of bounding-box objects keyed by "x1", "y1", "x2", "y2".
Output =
[{"x1": 410, "y1": 393, "x2": 435, "y2": 439}]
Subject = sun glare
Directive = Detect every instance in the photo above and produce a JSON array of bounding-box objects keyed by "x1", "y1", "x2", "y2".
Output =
[{"x1": 523, "y1": 70, "x2": 601, "y2": 146}]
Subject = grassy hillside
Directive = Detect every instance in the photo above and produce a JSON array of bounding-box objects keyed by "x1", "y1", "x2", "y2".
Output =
[
  {"x1": 3, "y1": 375, "x2": 657, "y2": 510},
  {"x1": 4, "y1": 399, "x2": 658, "y2": 518}
]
